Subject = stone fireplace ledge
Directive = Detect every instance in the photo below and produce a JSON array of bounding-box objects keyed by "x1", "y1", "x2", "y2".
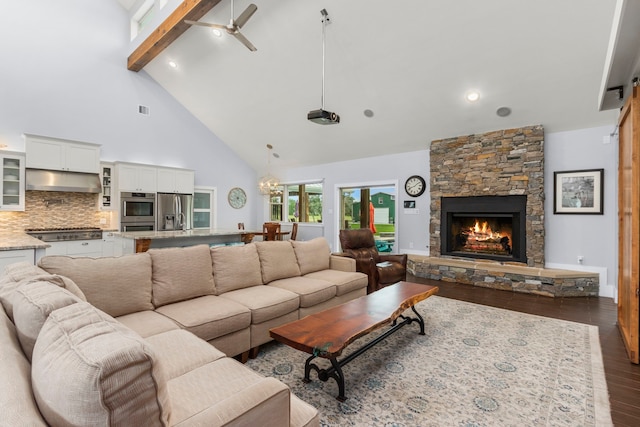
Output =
[{"x1": 408, "y1": 255, "x2": 598, "y2": 297}]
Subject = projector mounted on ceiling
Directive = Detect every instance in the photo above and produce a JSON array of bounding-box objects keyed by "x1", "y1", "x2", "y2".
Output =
[{"x1": 308, "y1": 9, "x2": 340, "y2": 125}]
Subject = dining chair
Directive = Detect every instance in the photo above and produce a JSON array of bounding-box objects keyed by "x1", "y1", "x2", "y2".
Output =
[
  {"x1": 290, "y1": 223, "x2": 299, "y2": 240},
  {"x1": 262, "y1": 222, "x2": 281, "y2": 241}
]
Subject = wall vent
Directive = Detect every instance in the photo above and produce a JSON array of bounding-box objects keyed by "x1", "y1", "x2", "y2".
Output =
[{"x1": 138, "y1": 105, "x2": 150, "y2": 116}]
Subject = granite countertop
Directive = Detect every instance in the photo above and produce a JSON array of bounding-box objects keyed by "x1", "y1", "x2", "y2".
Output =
[
  {"x1": 0, "y1": 232, "x2": 50, "y2": 251},
  {"x1": 117, "y1": 229, "x2": 252, "y2": 240}
]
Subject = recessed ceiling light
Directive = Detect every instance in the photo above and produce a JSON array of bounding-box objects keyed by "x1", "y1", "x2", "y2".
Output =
[
  {"x1": 168, "y1": 61, "x2": 178, "y2": 68},
  {"x1": 363, "y1": 109, "x2": 374, "y2": 118},
  {"x1": 212, "y1": 28, "x2": 222, "y2": 37},
  {"x1": 496, "y1": 106, "x2": 512, "y2": 117},
  {"x1": 465, "y1": 91, "x2": 480, "y2": 102}
]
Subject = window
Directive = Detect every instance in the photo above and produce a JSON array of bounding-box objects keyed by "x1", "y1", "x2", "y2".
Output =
[
  {"x1": 130, "y1": 0, "x2": 155, "y2": 40},
  {"x1": 193, "y1": 187, "x2": 216, "y2": 229},
  {"x1": 269, "y1": 182, "x2": 323, "y2": 223}
]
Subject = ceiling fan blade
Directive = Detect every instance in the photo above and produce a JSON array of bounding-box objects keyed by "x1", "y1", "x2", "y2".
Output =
[
  {"x1": 184, "y1": 20, "x2": 227, "y2": 30},
  {"x1": 234, "y1": 4, "x2": 257, "y2": 28},
  {"x1": 233, "y1": 31, "x2": 257, "y2": 51}
]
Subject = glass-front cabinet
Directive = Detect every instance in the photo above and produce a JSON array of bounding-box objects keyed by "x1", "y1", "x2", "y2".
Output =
[
  {"x1": 100, "y1": 162, "x2": 115, "y2": 210},
  {"x1": 193, "y1": 188, "x2": 215, "y2": 229},
  {"x1": 1, "y1": 151, "x2": 25, "y2": 211}
]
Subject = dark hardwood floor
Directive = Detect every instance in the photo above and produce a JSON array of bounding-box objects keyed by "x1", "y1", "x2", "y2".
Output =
[{"x1": 407, "y1": 274, "x2": 640, "y2": 426}]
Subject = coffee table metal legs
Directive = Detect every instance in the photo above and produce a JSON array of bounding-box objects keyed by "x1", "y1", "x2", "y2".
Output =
[{"x1": 302, "y1": 307, "x2": 426, "y2": 401}]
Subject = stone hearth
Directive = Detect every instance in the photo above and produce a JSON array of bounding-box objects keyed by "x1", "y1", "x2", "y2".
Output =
[{"x1": 408, "y1": 256, "x2": 599, "y2": 297}]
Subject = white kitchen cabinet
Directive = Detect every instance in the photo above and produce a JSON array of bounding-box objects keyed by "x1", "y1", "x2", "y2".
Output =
[
  {"x1": 102, "y1": 231, "x2": 116, "y2": 257},
  {"x1": 24, "y1": 134, "x2": 100, "y2": 173},
  {"x1": 0, "y1": 249, "x2": 34, "y2": 271},
  {"x1": 156, "y1": 167, "x2": 194, "y2": 194},
  {"x1": 116, "y1": 163, "x2": 157, "y2": 192},
  {"x1": 1, "y1": 151, "x2": 25, "y2": 211},
  {"x1": 46, "y1": 240, "x2": 103, "y2": 258}
]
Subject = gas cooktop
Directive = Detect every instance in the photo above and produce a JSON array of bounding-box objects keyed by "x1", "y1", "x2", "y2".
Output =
[{"x1": 25, "y1": 227, "x2": 103, "y2": 242}]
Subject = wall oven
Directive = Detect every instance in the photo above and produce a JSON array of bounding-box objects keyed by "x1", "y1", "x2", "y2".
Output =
[{"x1": 120, "y1": 192, "x2": 155, "y2": 231}]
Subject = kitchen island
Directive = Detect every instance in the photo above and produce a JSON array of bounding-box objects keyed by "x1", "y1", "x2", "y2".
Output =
[
  {"x1": 115, "y1": 229, "x2": 257, "y2": 253},
  {"x1": 0, "y1": 232, "x2": 50, "y2": 270}
]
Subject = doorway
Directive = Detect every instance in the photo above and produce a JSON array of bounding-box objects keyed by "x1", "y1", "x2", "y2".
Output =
[{"x1": 338, "y1": 183, "x2": 397, "y2": 253}]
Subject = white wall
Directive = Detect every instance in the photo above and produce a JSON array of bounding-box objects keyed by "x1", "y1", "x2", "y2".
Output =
[
  {"x1": 0, "y1": 0, "x2": 258, "y2": 229},
  {"x1": 278, "y1": 150, "x2": 431, "y2": 253},
  {"x1": 544, "y1": 125, "x2": 618, "y2": 298}
]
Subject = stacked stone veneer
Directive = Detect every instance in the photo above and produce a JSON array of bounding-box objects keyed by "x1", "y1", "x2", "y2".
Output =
[
  {"x1": 408, "y1": 256, "x2": 599, "y2": 297},
  {"x1": 429, "y1": 125, "x2": 545, "y2": 267}
]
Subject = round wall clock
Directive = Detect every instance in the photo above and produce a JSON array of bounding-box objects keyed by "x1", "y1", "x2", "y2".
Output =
[
  {"x1": 404, "y1": 175, "x2": 426, "y2": 197},
  {"x1": 228, "y1": 187, "x2": 247, "y2": 209}
]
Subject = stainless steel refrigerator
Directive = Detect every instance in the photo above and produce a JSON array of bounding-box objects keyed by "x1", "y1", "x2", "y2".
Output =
[{"x1": 156, "y1": 193, "x2": 193, "y2": 231}]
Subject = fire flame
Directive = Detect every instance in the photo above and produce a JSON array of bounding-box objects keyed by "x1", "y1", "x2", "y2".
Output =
[{"x1": 467, "y1": 221, "x2": 502, "y2": 241}]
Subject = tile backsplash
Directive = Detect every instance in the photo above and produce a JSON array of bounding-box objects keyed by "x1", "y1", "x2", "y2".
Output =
[{"x1": 0, "y1": 191, "x2": 114, "y2": 232}]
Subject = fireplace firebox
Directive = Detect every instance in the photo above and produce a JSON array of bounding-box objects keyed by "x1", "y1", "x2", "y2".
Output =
[{"x1": 440, "y1": 195, "x2": 527, "y2": 264}]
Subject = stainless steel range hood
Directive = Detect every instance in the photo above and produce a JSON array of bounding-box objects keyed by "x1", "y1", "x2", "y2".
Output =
[{"x1": 26, "y1": 169, "x2": 102, "y2": 193}]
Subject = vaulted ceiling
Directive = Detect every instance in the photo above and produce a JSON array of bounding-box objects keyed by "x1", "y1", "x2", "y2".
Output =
[{"x1": 122, "y1": 0, "x2": 624, "y2": 173}]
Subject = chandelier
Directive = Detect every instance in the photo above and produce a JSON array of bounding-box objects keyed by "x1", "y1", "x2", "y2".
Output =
[{"x1": 258, "y1": 144, "x2": 280, "y2": 196}]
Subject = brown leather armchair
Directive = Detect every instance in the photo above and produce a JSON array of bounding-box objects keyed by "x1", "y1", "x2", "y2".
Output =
[{"x1": 338, "y1": 229, "x2": 407, "y2": 294}]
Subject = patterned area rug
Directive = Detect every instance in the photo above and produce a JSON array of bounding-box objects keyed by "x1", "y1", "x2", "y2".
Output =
[{"x1": 247, "y1": 296, "x2": 612, "y2": 426}]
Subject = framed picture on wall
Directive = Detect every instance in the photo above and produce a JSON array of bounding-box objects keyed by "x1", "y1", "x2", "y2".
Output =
[{"x1": 553, "y1": 169, "x2": 604, "y2": 214}]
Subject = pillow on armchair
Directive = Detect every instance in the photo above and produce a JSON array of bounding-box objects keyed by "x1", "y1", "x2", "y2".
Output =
[{"x1": 338, "y1": 229, "x2": 407, "y2": 293}]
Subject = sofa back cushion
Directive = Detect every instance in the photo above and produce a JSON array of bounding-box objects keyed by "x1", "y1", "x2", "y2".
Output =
[
  {"x1": 211, "y1": 243, "x2": 263, "y2": 294},
  {"x1": 256, "y1": 241, "x2": 301, "y2": 284},
  {"x1": 12, "y1": 281, "x2": 83, "y2": 361},
  {"x1": 148, "y1": 245, "x2": 215, "y2": 307},
  {"x1": 1, "y1": 261, "x2": 86, "y2": 321},
  {"x1": 31, "y1": 302, "x2": 171, "y2": 426},
  {"x1": 0, "y1": 306, "x2": 48, "y2": 426},
  {"x1": 292, "y1": 237, "x2": 331, "y2": 275},
  {"x1": 38, "y1": 253, "x2": 154, "y2": 318}
]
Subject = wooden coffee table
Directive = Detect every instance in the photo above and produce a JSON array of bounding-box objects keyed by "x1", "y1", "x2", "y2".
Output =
[{"x1": 269, "y1": 281, "x2": 439, "y2": 401}]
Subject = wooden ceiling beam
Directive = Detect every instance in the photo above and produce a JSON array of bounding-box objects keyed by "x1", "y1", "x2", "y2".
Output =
[{"x1": 127, "y1": 0, "x2": 222, "y2": 72}]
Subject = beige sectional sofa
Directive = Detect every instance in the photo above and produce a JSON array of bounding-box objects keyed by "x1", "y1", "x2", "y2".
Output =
[{"x1": 0, "y1": 237, "x2": 368, "y2": 426}]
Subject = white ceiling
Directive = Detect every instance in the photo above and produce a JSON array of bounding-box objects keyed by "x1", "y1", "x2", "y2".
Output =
[{"x1": 131, "y1": 0, "x2": 622, "y2": 173}]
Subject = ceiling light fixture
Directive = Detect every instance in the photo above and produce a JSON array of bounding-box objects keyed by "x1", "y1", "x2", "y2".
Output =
[
  {"x1": 363, "y1": 109, "x2": 374, "y2": 118},
  {"x1": 168, "y1": 60, "x2": 178, "y2": 68},
  {"x1": 308, "y1": 9, "x2": 340, "y2": 125},
  {"x1": 211, "y1": 28, "x2": 222, "y2": 37},
  {"x1": 258, "y1": 144, "x2": 280, "y2": 196},
  {"x1": 465, "y1": 90, "x2": 480, "y2": 102}
]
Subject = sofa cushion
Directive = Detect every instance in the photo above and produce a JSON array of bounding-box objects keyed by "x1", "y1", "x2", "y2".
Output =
[
  {"x1": 116, "y1": 310, "x2": 181, "y2": 338},
  {"x1": 292, "y1": 237, "x2": 331, "y2": 275},
  {"x1": 255, "y1": 241, "x2": 301, "y2": 283},
  {"x1": 303, "y1": 269, "x2": 369, "y2": 296},
  {"x1": 31, "y1": 302, "x2": 171, "y2": 426},
  {"x1": 211, "y1": 243, "x2": 263, "y2": 294},
  {"x1": 38, "y1": 253, "x2": 154, "y2": 317},
  {"x1": 0, "y1": 306, "x2": 48, "y2": 426},
  {"x1": 2, "y1": 261, "x2": 47, "y2": 281},
  {"x1": 268, "y1": 277, "x2": 336, "y2": 308},
  {"x1": 12, "y1": 281, "x2": 82, "y2": 361},
  {"x1": 145, "y1": 329, "x2": 226, "y2": 379},
  {"x1": 148, "y1": 245, "x2": 215, "y2": 307},
  {"x1": 167, "y1": 358, "x2": 291, "y2": 427},
  {"x1": 220, "y1": 286, "x2": 299, "y2": 324},
  {"x1": 155, "y1": 295, "x2": 251, "y2": 342},
  {"x1": 0, "y1": 272, "x2": 85, "y2": 321}
]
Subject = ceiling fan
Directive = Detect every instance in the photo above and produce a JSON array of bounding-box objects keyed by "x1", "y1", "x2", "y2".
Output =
[{"x1": 185, "y1": 1, "x2": 258, "y2": 51}]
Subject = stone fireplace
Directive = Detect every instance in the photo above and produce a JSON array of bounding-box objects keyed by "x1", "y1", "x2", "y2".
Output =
[
  {"x1": 429, "y1": 125, "x2": 545, "y2": 267},
  {"x1": 440, "y1": 195, "x2": 527, "y2": 264},
  {"x1": 408, "y1": 125, "x2": 599, "y2": 297}
]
